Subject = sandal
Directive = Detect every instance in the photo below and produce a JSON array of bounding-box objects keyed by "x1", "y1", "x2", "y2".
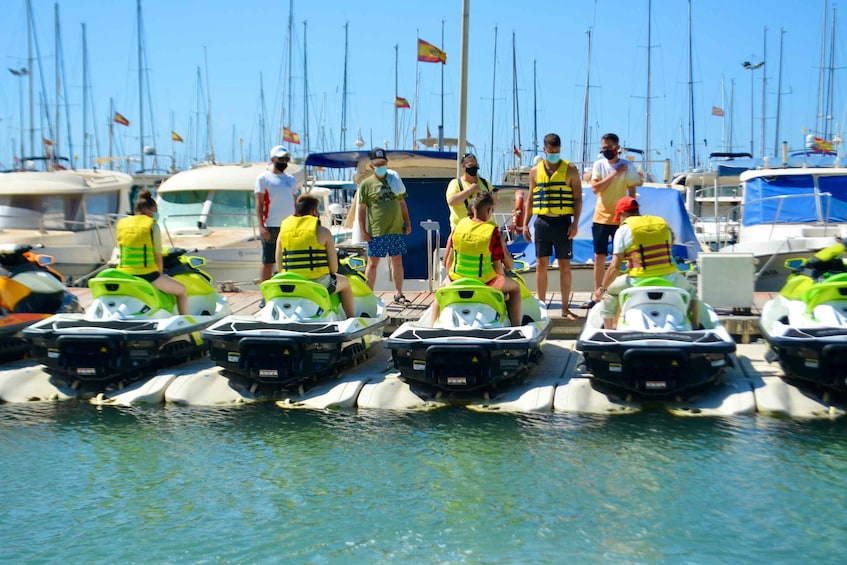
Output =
[
  {"x1": 563, "y1": 310, "x2": 579, "y2": 321},
  {"x1": 393, "y1": 293, "x2": 412, "y2": 306},
  {"x1": 580, "y1": 299, "x2": 596, "y2": 309}
]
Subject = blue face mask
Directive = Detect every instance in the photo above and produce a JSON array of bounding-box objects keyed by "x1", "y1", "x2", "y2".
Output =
[
  {"x1": 546, "y1": 153, "x2": 561, "y2": 164},
  {"x1": 374, "y1": 165, "x2": 388, "y2": 177},
  {"x1": 152, "y1": 212, "x2": 160, "y2": 221}
]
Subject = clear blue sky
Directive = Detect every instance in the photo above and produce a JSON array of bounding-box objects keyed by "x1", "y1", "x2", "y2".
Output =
[{"x1": 0, "y1": 0, "x2": 840, "y2": 180}]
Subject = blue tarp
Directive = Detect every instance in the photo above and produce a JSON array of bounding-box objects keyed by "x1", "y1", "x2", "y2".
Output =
[
  {"x1": 741, "y1": 173, "x2": 847, "y2": 226},
  {"x1": 508, "y1": 185, "x2": 700, "y2": 264}
]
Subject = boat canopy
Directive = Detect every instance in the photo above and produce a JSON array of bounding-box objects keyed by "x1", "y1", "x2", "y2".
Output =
[
  {"x1": 305, "y1": 150, "x2": 457, "y2": 170},
  {"x1": 741, "y1": 172, "x2": 847, "y2": 226}
]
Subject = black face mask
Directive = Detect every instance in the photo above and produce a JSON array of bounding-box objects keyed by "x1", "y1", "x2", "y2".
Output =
[
  {"x1": 602, "y1": 149, "x2": 617, "y2": 160},
  {"x1": 274, "y1": 161, "x2": 288, "y2": 172},
  {"x1": 465, "y1": 165, "x2": 479, "y2": 176}
]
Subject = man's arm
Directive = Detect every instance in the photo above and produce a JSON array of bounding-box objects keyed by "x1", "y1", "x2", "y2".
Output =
[
  {"x1": 357, "y1": 201, "x2": 370, "y2": 241},
  {"x1": 568, "y1": 163, "x2": 582, "y2": 239},
  {"x1": 320, "y1": 226, "x2": 340, "y2": 274},
  {"x1": 591, "y1": 162, "x2": 628, "y2": 194},
  {"x1": 255, "y1": 188, "x2": 270, "y2": 240},
  {"x1": 400, "y1": 199, "x2": 412, "y2": 235},
  {"x1": 274, "y1": 234, "x2": 282, "y2": 272},
  {"x1": 522, "y1": 167, "x2": 536, "y2": 242},
  {"x1": 499, "y1": 231, "x2": 514, "y2": 271},
  {"x1": 446, "y1": 179, "x2": 478, "y2": 206},
  {"x1": 443, "y1": 236, "x2": 454, "y2": 272}
]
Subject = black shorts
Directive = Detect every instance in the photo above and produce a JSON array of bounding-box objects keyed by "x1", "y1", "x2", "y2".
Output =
[
  {"x1": 591, "y1": 223, "x2": 618, "y2": 255},
  {"x1": 534, "y1": 215, "x2": 573, "y2": 260},
  {"x1": 261, "y1": 226, "x2": 281, "y2": 264},
  {"x1": 136, "y1": 271, "x2": 160, "y2": 282}
]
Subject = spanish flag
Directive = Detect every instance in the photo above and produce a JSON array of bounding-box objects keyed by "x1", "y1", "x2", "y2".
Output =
[
  {"x1": 43, "y1": 138, "x2": 53, "y2": 146},
  {"x1": 711, "y1": 106, "x2": 725, "y2": 117},
  {"x1": 171, "y1": 131, "x2": 184, "y2": 143},
  {"x1": 395, "y1": 96, "x2": 411, "y2": 109},
  {"x1": 513, "y1": 145, "x2": 521, "y2": 158},
  {"x1": 417, "y1": 38, "x2": 447, "y2": 64},
  {"x1": 283, "y1": 126, "x2": 301, "y2": 145},
  {"x1": 114, "y1": 112, "x2": 130, "y2": 126}
]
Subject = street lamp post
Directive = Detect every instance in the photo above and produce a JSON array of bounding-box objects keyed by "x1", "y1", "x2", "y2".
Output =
[
  {"x1": 8, "y1": 67, "x2": 28, "y2": 168},
  {"x1": 742, "y1": 60, "x2": 764, "y2": 157}
]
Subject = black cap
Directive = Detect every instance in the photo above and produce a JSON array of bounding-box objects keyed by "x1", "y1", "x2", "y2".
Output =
[{"x1": 370, "y1": 148, "x2": 387, "y2": 161}]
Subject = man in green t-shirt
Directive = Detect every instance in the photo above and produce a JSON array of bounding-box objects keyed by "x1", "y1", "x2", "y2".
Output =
[{"x1": 357, "y1": 148, "x2": 413, "y2": 304}]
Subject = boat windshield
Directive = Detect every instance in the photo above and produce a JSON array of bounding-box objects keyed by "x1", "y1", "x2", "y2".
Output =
[
  {"x1": 158, "y1": 189, "x2": 256, "y2": 230},
  {"x1": 0, "y1": 192, "x2": 118, "y2": 231},
  {"x1": 742, "y1": 174, "x2": 847, "y2": 226}
]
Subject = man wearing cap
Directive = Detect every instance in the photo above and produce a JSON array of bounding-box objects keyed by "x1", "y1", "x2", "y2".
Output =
[
  {"x1": 256, "y1": 145, "x2": 298, "y2": 283},
  {"x1": 584, "y1": 132, "x2": 641, "y2": 309},
  {"x1": 445, "y1": 152, "x2": 496, "y2": 231},
  {"x1": 593, "y1": 196, "x2": 698, "y2": 329},
  {"x1": 357, "y1": 148, "x2": 412, "y2": 303}
]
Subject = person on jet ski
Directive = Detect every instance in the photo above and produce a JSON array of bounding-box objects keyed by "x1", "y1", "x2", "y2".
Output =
[
  {"x1": 438, "y1": 191, "x2": 522, "y2": 326},
  {"x1": 275, "y1": 195, "x2": 356, "y2": 318},
  {"x1": 115, "y1": 189, "x2": 189, "y2": 315},
  {"x1": 592, "y1": 196, "x2": 698, "y2": 329}
]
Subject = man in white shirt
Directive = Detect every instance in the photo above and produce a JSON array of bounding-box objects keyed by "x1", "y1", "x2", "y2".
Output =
[{"x1": 255, "y1": 145, "x2": 298, "y2": 283}]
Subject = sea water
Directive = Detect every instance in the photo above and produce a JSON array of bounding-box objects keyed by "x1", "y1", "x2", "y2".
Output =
[{"x1": 2, "y1": 402, "x2": 847, "y2": 563}]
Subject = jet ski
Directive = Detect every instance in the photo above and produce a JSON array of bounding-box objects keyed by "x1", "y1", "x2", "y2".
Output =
[
  {"x1": 384, "y1": 273, "x2": 551, "y2": 391},
  {"x1": 0, "y1": 243, "x2": 82, "y2": 361},
  {"x1": 24, "y1": 248, "x2": 229, "y2": 387},
  {"x1": 202, "y1": 263, "x2": 388, "y2": 391},
  {"x1": 577, "y1": 276, "x2": 735, "y2": 397},
  {"x1": 760, "y1": 243, "x2": 847, "y2": 393}
]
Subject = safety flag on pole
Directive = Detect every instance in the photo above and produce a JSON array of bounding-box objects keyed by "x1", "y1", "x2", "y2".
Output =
[
  {"x1": 114, "y1": 112, "x2": 130, "y2": 126},
  {"x1": 171, "y1": 131, "x2": 184, "y2": 143},
  {"x1": 417, "y1": 38, "x2": 447, "y2": 64}
]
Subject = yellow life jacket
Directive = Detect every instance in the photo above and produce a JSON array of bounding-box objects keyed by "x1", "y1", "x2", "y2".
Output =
[
  {"x1": 448, "y1": 177, "x2": 494, "y2": 228},
  {"x1": 449, "y1": 217, "x2": 498, "y2": 283},
  {"x1": 116, "y1": 214, "x2": 157, "y2": 275},
  {"x1": 623, "y1": 215, "x2": 677, "y2": 277},
  {"x1": 278, "y1": 215, "x2": 330, "y2": 279},
  {"x1": 533, "y1": 160, "x2": 574, "y2": 216}
]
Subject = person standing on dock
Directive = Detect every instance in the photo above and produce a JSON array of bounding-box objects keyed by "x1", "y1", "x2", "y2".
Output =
[
  {"x1": 357, "y1": 148, "x2": 413, "y2": 305},
  {"x1": 445, "y1": 152, "x2": 496, "y2": 230},
  {"x1": 255, "y1": 145, "x2": 298, "y2": 284},
  {"x1": 583, "y1": 133, "x2": 642, "y2": 309},
  {"x1": 522, "y1": 133, "x2": 582, "y2": 320},
  {"x1": 593, "y1": 196, "x2": 698, "y2": 329},
  {"x1": 276, "y1": 195, "x2": 355, "y2": 318}
]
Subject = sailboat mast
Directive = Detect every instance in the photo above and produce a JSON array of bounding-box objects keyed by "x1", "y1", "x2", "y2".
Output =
[
  {"x1": 773, "y1": 28, "x2": 785, "y2": 156},
  {"x1": 340, "y1": 21, "x2": 348, "y2": 150},
  {"x1": 489, "y1": 25, "x2": 497, "y2": 179},
  {"x1": 137, "y1": 0, "x2": 144, "y2": 172},
  {"x1": 259, "y1": 72, "x2": 267, "y2": 158},
  {"x1": 54, "y1": 3, "x2": 60, "y2": 162},
  {"x1": 761, "y1": 27, "x2": 767, "y2": 155},
  {"x1": 303, "y1": 20, "x2": 309, "y2": 155},
  {"x1": 580, "y1": 28, "x2": 592, "y2": 168},
  {"x1": 204, "y1": 47, "x2": 215, "y2": 163},
  {"x1": 687, "y1": 0, "x2": 695, "y2": 168},
  {"x1": 287, "y1": 0, "x2": 293, "y2": 151},
  {"x1": 512, "y1": 32, "x2": 521, "y2": 168},
  {"x1": 27, "y1": 0, "x2": 34, "y2": 157},
  {"x1": 438, "y1": 18, "x2": 445, "y2": 152},
  {"x1": 394, "y1": 43, "x2": 399, "y2": 149},
  {"x1": 646, "y1": 0, "x2": 652, "y2": 174},
  {"x1": 82, "y1": 22, "x2": 88, "y2": 168},
  {"x1": 824, "y1": 6, "x2": 836, "y2": 141},
  {"x1": 457, "y1": 0, "x2": 470, "y2": 169},
  {"x1": 533, "y1": 59, "x2": 538, "y2": 157},
  {"x1": 816, "y1": 0, "x2": 828, "y2": 136}
]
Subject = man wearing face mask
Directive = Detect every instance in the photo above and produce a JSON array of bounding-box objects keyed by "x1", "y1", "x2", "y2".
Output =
[
  {"x1": 255, "y1": 145, "x2": 298, "y2": 284},
  {"x1": 523, "y1": 133, "x2": 582, "y2": 320},
  {"x1": 584, "y1": 133, "x2": 641, "y2": 308},
  {"x1": 357, "y1": 148, "x2": 412, "y2": 304},
  {"x1": 445, "y1": 152, "x2": 496, "y2": 230}
]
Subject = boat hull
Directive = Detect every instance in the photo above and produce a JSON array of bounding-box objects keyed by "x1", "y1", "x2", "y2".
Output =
[
  {"x1": 203, "y1": 318, "x2": 386, "y2": 388},
  {"x1": 384, "y1": 323, "x2": 550, "y2": 391},
  {"x1": 764, "y1": 326, "x2": 847, "y2": 392},
  {"x1": 577, "y1": 329, "x2": 735, "y2": 396}
]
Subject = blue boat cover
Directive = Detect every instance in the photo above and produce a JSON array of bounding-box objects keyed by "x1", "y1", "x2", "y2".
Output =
[
  {"x1": 509, "y1": 185, "x2": 700, "y2": 264},
  {"x1": 741, "y1": 173, "x2": 847, "y2": 226}
]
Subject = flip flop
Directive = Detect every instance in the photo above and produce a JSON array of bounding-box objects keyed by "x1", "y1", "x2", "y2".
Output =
[
  {"x1": 393, "y1": 293, "x2": 412, "y2": 306},
  {"x1": 580, "y1": 300, "x2": 596, "y2": 309},
  {"x1": 563, "y1": 310, "x2": 579, "y2": 321}
]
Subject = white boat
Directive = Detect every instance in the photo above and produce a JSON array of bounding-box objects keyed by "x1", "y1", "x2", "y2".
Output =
[
  {"x1": 155, "y1": 161, "x2": 305, "y2": 288},
  {"x1": 718, "y1": 166, "x2": 847, "y2": 291},
  {"x1": 0, "y1": 168, "x2": 132, "y2": 281}
]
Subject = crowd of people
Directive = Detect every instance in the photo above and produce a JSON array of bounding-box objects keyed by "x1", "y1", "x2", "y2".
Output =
[{"x1": 121, "y1": 135, "x2": 694, "y2": 326}]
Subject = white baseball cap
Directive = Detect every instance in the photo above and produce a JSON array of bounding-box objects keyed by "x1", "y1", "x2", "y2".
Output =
[{"x1": 269, "y1": 145, "x2": 289, "y2": 159}]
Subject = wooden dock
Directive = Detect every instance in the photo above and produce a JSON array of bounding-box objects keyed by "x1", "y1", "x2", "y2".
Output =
[{"x1": 69, "y1": 288, "x2": 772, "y2": 341}]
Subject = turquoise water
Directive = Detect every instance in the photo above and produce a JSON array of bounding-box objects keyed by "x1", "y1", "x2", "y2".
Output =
[{"x1": 3, "y1": 403, "x2": 847, "y2": 563}]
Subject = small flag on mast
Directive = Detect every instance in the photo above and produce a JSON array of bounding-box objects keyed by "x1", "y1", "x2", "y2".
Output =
[
  {"x1": 711, "y1": 106, "x2": 725, "y2": 117},
  {"x1": 114, "y1": 112, "x2": 130, "y2": 126},
  {"x1": 395, "y1": 96, "x2": 411, "y2": 109},
  {"x1": 171, "y1": 131, "x2": 184, "y2": 142},
  {"x1": 43, "y1": 138, "x2": 53, "y2": 146},
  {"x1": 417, "y1": 38, "x2": 447, "y2": 64},
  {"x1": 513, "y1": 145, "x2": 521, "y2": 158},
  {"x1": 283, "y1": 126, "x2": 301, "y2": 145}
]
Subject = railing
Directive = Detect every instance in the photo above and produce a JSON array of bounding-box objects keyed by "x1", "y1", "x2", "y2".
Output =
[
  {"x1": 160, "y1": 212, "x2": 260, "y2": 247},
  {"x1": 0, "y1": 213, "x2": 118, "y2": 261}
]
